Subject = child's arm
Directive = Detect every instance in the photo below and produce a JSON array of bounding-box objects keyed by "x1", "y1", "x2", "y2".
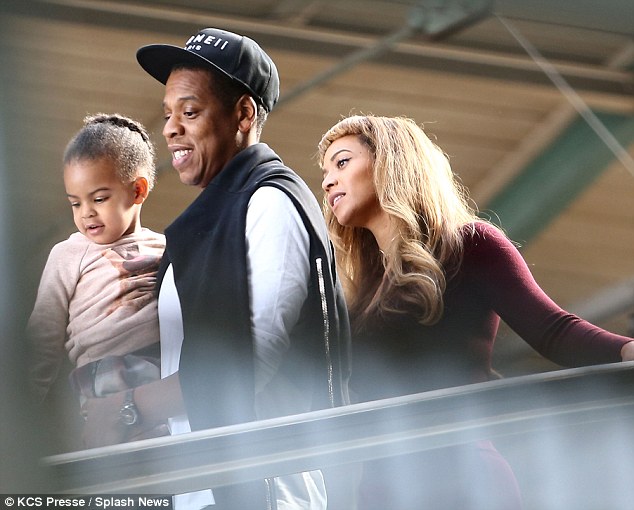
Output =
[{"x1": 27, "y1": 243, "x2": 79, "y2": 402}]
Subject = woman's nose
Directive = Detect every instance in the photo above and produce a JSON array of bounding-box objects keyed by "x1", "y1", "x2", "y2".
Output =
[{"x1": 322, "y1": 171, "x2": 336, "y2": 192}]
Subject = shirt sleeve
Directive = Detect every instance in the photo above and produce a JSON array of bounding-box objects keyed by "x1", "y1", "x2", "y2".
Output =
[
  {"x1": 245, "y1": 186, "x2": 310, "y2": 393},
  {"x1": 26, "y1": 241, "x2": 81, "y2": 402},
  {"x1": 470, "y1": 224, "x2": 631, "y2": 366}
]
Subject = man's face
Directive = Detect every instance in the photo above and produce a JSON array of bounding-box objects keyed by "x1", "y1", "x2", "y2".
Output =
[{"x1": 162, "y1": 68, "x2": 240, "y2": 188}]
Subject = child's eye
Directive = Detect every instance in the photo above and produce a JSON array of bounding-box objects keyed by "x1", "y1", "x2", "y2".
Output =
[
  {"x1": 70, "y1": 202, "x2": 80, "y2": 208},
  {"x1": 94, "y1": 197, "x2": 107, "y2": 204}
]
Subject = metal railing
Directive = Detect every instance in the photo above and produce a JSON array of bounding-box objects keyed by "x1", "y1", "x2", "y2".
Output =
[{"x1": 43, "y1": 361, "x2": 634, "y2": 496}]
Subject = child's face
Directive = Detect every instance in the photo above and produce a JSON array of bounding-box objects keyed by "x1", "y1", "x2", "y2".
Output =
[{"x1": 64, "y1": 158, "x2": 142, "y2": 245}]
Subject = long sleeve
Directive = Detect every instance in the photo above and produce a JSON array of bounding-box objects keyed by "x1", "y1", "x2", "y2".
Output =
[
  {"x1": 27, "y1": 239, "x2": 84, "y2": 402},
  {"x1": 468, "y1": 223, "x2": 631, "y2": 366},
  {"x1": 246, "y1": 186, "x2": 326, "y2": 510},
  {"x1": 246, "y1": 186, "x2": 310, "y2": 407},
  {"x1": 27, "y1": 230, "x2": 164, "y2": 402}
]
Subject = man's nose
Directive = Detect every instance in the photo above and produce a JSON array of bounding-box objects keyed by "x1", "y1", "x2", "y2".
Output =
[{"x1": 163, "y1": 115, "x2": 183, "y2": 139}]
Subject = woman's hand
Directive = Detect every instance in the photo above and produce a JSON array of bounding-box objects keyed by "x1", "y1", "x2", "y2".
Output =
[{"x1": 620, "y1": 341, "x2": 634, "y2": 362}]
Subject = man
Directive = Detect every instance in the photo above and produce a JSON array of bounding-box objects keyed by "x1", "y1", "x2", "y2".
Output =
[{"x1": 80, "y1": 28, "x2": 350, "y2": 509}]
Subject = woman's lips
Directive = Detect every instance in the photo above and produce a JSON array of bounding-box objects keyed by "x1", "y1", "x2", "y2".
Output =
[{"x1": 329, "y1": 192, "x2": 345, "y2": 209}]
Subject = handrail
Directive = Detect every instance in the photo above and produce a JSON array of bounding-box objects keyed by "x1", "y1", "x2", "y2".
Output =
[{"x1": 43, "y1": 362, "x2": 634, "y2": 495}]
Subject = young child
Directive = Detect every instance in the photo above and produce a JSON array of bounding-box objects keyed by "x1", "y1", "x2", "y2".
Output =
[{"x1": 27, "y1": 113, "x2": 166, "y2": 412}]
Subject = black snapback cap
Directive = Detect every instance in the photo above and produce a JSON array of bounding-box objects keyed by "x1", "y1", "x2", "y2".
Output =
[{"x1": 136, "y1": 28, "x2": 280, "y2": 113}]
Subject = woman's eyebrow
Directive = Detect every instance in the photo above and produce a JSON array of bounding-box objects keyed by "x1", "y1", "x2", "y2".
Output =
[{"x1": 329, "y1": 148, "x2": 352, "y2": 162}]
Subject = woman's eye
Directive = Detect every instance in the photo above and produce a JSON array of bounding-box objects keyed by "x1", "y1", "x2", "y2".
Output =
[{"x1": 337, "y1": 158, "x2": 350, "y2": 168}]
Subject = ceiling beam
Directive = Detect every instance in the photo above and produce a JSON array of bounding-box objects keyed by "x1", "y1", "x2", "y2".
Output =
[
  {"x1": 9, "y1": 0, "x2": 633, "y2": 99},
  {"x1": 278, "y1": 0, "x2": 493, "y2": 106},
  {"x1": 569, "y1": 276, "x2": 634, "y2": 326},
  {"x1": 483, "y1": 112, "x2": 634, "y2": 244}
]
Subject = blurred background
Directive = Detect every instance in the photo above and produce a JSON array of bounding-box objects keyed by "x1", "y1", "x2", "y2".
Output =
[{"x1": 1, "y1": 0, "x2": 632, "y2": 505}]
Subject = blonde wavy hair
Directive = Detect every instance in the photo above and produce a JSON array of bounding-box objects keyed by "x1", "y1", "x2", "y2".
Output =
[{"x1": 318, "y1": 115, "x2": 481, "y2": 328}]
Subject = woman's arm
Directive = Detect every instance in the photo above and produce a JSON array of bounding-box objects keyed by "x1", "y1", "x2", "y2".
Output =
[{"x1": 470, "y1": 223, "x2": 632, "y2": 366}]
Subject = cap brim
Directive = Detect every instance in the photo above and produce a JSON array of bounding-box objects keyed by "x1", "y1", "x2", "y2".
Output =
[{"x1": 136, "y1": 44, "x2": 230, "y2": 85}]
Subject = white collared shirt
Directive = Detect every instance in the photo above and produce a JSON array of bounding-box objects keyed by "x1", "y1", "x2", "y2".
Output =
[{"x1": 159, "y1": 186, "x2": 326, "y2": 510}]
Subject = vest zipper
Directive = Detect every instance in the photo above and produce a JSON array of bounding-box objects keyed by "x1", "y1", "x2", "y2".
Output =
[
  {"x1": 264, "y1": 477, "x2": 275, "y2": 510},
  {"x1": 316, "y1": 257, "x2": 335, "y2": 407}
]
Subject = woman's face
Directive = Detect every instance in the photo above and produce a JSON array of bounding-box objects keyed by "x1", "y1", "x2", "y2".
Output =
[{"x1": 321, "y1": 134, "x2": 383, "y2": 230}]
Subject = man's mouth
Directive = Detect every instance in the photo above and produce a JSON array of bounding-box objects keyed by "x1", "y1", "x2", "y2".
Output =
[{"x1": 173, "y1": 149, "x2": 192, "y2": 161}]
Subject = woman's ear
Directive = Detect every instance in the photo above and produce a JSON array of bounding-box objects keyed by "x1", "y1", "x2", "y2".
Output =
[{"x1": 133, "y1": 176, "x2": 149, "y2": 204}]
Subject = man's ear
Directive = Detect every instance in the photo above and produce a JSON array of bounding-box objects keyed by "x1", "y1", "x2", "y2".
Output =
[
  {"x1": 236, "y1": 93, "x2": 257, "y2": 134},
  {"x1": 133, "y1": 176, "x2": 150, "y2": 204}
]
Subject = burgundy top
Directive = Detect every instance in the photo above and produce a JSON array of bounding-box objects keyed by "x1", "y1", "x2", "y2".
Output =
[{"x1": 351, "y1": 222, "x2": 631, "y2": 402}]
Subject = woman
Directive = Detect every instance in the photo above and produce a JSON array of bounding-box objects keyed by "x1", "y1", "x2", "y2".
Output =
[{"x1": 318, "y1": 115, "x2": 634, "y2": 510}]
